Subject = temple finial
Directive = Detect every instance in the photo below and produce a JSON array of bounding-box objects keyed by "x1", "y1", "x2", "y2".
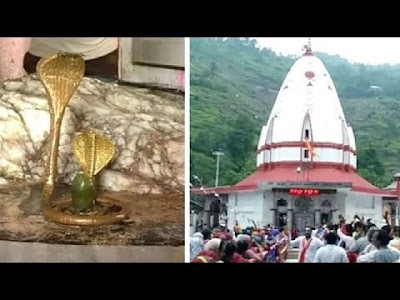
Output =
[{"x1": 304, "y1": 38, "x2": 313, "y2": 56}]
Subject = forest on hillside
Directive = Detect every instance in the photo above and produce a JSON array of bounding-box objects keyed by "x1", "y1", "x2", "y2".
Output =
[{"x1": 190, "y1": 38, "x2": 400, "y2": 189}]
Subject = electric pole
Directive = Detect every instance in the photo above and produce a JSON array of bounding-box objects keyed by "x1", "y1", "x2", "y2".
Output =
[{"x1": 212, "y1": 150, "x2": 225, "y2": 187}]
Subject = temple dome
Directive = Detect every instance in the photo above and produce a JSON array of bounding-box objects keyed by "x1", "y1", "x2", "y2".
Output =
[{"x1": 257, "y1": 50, "x2": 357, "y2": 169}]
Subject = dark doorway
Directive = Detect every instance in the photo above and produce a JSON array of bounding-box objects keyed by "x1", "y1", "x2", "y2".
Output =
[
  {"x1": 321, "y1": 200, "x2": 332, "y2": 225},
  {"x1": 294, "y1": 196, "x2": 314, "y2": 234},
  {"x1": 276, "y1": 199, "x2": 288, "y2": 228},
  {"x1": 279, "y1": 213, "x2": 287, "y2": 227},
  {"x1": 321, "y1": 213, "x2": 330, "y2": 225}
]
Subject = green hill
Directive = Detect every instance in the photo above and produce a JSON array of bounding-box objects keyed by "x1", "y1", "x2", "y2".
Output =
[{"x1": 190, "y1": 38, "x2": 400, "y2": 189}]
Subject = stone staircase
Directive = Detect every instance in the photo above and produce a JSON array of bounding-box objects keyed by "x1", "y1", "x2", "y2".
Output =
[{"x1": 285, "y1": 248, "x2": 299, "y2": 263}]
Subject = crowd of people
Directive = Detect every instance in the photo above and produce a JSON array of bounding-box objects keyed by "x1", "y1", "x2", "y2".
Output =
[{"x1": 190, "y1": 216, "x2": 400, "y2": 263}]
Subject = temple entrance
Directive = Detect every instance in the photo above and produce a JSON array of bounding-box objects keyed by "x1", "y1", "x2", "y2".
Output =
[
  {"x1": 321, "y1": 213, "x2": 330, "y2": 225},
  {"x1": 294, "y1": 196, "x2": 314, "y2": 234},
  {"x1": 276, "y1": 199, "x2": 288, "y2": 228},
  {"x1": 321, "y1": 200, "x2": 332, "y2": 225},
  {"x1": 295, "y1": 213, "x2": 314, "y2": 234},
  {"x1": 278, "y1": 213, "x2": 287, "y2": 227}
]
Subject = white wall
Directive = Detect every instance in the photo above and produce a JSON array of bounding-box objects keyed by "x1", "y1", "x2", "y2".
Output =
[
  {"x1": 263, "y1": 149, "x2": 271, "y2": 164},
  {"x1": 263, "y1": 190, "x2": 275, "y2": 224},
  {"x1": 350, "y1": 152, "x2": 357, "y2": 168},
  {"x1": 270, "y1": 147, "x2": 299, "y2": 162},
  {"x1": 190, "y1": 213, "x2": 199, "y2": 236},
  {"x1": 227, "y1": 189, "x2": 383, "y2": 230},
  {"x1": 316, "y1": 148, "x2": 343, "y2": 163},
  {"x1": 227, "y1": 193, "x2": 236, "y2": 231},
  {"x1": 259, "y1": 147, "x2": 353, "y2": 166},
  {"x1": 257, "y1": 149, "x2": 271, "y2": 166},
  {"x1": 227, "y1": 191, "x2": 264, "y2": 229},
  {"x1": 344, "y1": 191, "x2": 382, "y2": 223}
]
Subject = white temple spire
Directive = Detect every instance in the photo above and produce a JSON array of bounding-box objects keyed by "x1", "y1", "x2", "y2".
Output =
[
  {"x1": 257, "y1": 49, "x2": 357, "y2": 170},
  {"x1": 304, "y1": 38, "x2": 314, "y2": 56}
]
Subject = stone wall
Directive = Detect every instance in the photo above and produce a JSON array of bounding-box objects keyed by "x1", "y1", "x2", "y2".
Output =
[{"x1": 0, "y1": 75, "x2": 184, "y2": 194}]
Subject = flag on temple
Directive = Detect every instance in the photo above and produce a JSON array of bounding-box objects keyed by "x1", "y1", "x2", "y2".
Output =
[{"x1": 305, "y1": 138, "x2": 318, "y2": 158}]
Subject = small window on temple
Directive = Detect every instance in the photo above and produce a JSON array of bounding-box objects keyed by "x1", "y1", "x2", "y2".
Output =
[
  {"x1": 305, "y1": 129, "x2": 309, "y2": 139},
  {"x1": 304, "y1": 149, "x2": 309, "y2": 159}
]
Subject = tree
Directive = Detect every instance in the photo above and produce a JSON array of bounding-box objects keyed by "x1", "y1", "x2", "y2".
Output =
[
  {"x1": 358, "y1": 145, "x2": 385, "y2": 177},
  {"x1": 226, "y1": 113, "x2": 257, "y2": 170},
  {"x1": 357, "y1": 144, "x2": 391, "y2": 187},
  {"x1": 210, "y1": 62, "x2": 218, "y2": 77}
]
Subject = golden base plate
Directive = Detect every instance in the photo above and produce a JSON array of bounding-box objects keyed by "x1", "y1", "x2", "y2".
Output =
[{"x1": 43, "y1": 196, "x2": 130, "y2": 226}]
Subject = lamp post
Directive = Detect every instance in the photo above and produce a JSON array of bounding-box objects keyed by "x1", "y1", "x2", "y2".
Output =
[{"x1": 212, "y1": 150, "x2": 225, "y2": 187}]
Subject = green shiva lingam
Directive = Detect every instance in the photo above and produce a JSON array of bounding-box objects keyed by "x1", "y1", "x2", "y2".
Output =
[
  {"x1": 71, "y1": 130, "x2": 116, "y2": 212},
  {"x1": 38, "y1": 52, "x2": 129, "y2": 226}
]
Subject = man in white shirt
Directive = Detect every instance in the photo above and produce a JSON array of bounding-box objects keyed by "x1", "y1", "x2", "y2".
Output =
[
  {"x1": 357, "y1": 230, "x2": 400, "y2": 263},
  {"x1": 337, "y1": 224, "x2": 355, "y2": 250},
  {"x1": 314, "y1": 231, "x2": 349, "y2": 263},
  {"x1": 290, "y1": 227, "x2": 323, "y2": 263},
  {"x1": 350, "y1": 226, "x2": 379, "y2": 255}
]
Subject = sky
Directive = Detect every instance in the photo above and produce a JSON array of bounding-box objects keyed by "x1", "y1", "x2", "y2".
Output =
[{"x1": 254, "y1": 38, "x2": 400, "y2": 66}]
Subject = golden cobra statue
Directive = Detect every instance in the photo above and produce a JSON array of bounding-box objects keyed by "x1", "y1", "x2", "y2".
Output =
[{"x1": 38, "y1": 53, "x2": 129, "y2": 226}]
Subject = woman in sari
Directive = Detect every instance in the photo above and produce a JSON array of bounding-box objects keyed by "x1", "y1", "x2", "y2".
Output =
[
  {"x1": 237, "y1": 234, "x2": 262, "y2": 262},
  {"x1": 192, "y1": 250, "x2": 217, "y2": 263},
  {"x1": 221, "y1": 240, "x2": 251, "y2": 263},
  {"x1": 204, "y1": 238, "x2": 227, "y2": 262},
  {"x1": 190, "y1": 232, "x2": 204, "y2": 261},
  {"x1": 277, "y1": 227, "x2": 290, "y2": 262}
]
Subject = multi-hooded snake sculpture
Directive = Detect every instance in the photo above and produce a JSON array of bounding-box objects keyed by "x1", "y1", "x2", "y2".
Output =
[{"x1": 38, "y1": 53, "x2": 129, "y2": 226}]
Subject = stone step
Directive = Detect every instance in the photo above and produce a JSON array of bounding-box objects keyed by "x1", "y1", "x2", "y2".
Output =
[
  {"x1": 284, "y1": 259, "x2": 299, "y2": 263},
  {"x1": 287, "y1": 249, "x2": 299, "y2": 260}
]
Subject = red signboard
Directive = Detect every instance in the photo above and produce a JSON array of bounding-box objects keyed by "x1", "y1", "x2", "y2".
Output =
[{"x1": 289, "y1": 188, "x2": 320, "y2": 196}]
